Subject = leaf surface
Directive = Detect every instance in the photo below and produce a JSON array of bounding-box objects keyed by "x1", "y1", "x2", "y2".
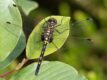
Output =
[
  {"x1": 10, "y1": 61, "x2": 87, "y2": 80},
  {"x1": 0, "y1": 0, "x2": 22, "y2": 61}
]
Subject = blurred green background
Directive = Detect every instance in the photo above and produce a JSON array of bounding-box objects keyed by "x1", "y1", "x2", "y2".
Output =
[
  {"x1": 2, "y1": 0, "x2": 107, "y2": 80},
  {"x1": 23, "y1": 0, "x2": 106, "y2": 80}
]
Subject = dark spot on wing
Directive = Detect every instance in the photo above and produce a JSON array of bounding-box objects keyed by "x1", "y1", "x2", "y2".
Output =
[
  {"x1": 86, "y1": 38, "x2": 93, "y2": 43},
  {"x1": 87, "y1": 38, "x2": 91, "y2": 41},
  {"x1": 86, "y1": 18, "x2": 93, "y2": 22}
]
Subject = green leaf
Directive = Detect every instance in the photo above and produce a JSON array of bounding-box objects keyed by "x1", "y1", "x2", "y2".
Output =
[
  {"x1": 26, "y1": 16, "x2": 70, "y2": 59},
  {"x1": 10, "y1": 61, "x2": 87, "y2": 80},
  {"x1": 0, "y1": 0, "x2": 22, "y2": 61},
  {"x1": 15, "y1": 0, "x2": 38, "y2": 15},
  {"x1": 0, "y1": 32, "x2": 26, "y2": 70}
]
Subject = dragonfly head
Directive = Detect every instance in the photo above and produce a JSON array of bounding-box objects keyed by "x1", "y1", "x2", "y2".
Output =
[{"x1": 47, "y1": 18, "x2": 57, "y2": 26}]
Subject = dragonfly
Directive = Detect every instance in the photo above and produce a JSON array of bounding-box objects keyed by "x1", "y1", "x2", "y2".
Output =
[
  {"x1": 34, "y1": 16, "x2": 94, "y2": 75},
  {"x1": 35, "y1": 17, "x2": 66, "y2": 75}
]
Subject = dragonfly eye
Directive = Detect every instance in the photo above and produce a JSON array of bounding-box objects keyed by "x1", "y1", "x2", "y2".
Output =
[{"x1": 48, "y1": 18, "x2": 57, "y2": 25}]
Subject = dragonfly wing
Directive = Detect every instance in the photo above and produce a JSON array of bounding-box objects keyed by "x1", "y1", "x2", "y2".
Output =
[
  {"x1": 71, "y1": 18, "x2": 96, "y2": 38},
  {"x1": 68, "y1": 18, "x2": 96, "y2": 48}
]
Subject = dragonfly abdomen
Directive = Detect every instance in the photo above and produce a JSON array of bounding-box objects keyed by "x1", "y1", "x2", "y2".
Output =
[
  {"x1": 35, "y1": 42, "x2": 48, "y2": 75},
  {"x1": 41, "y1": 28, "x2": 54, "y2": 43}
]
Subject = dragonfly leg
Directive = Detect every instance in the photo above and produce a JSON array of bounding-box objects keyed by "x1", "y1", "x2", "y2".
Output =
[
  {"x1": 55, "y1": 28, "x2": 69, "y2": 34},
  {"x1": 44, "y1": 18, "x2": 48, "y2": 23},
  {"x1": 52, "y1": 42, "x2": 59, "y2": 50},
  {"x1": 41, "y1": 19, "x2": 48, "y2": 29},
  {"x1": 55, "y1": 17, "x2": 64, "y2": 27}
]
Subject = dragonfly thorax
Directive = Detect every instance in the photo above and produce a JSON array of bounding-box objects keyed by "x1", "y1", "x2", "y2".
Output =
[{"x1": 41, "y1": 18, "x2": 56, "y2": 43}]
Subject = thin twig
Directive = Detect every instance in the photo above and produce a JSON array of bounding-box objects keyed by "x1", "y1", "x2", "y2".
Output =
[{"x1": 0, "y1": 58, "x2": 28, "y2": 78}]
